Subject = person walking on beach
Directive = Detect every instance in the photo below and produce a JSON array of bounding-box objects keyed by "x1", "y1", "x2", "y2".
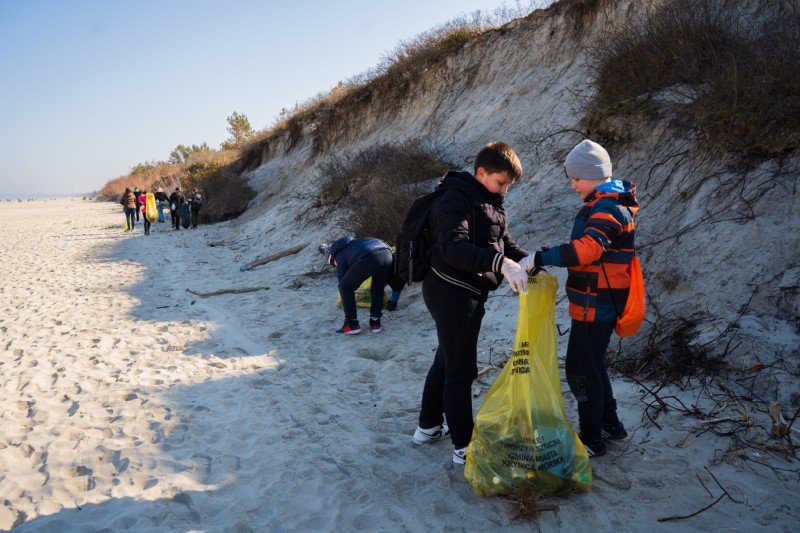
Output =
[
  {"x1": 155, "y1": 187, "x2": 169, "y2": 223},
  {"x1": 319, "y1": 236, "x2": 394, "y2": 334},
  {"x1": 518, "y1": 140, "x2": 637, "y2": 457},
  {"x1": 412, "y1": 142, "x2": 529, "y2": 465},
  {"x1": 120, "y1": 187, "x2": 137, "y2": 232},
  {"x1": 133, "y1": 187, "x2": 142, "y2": 222},
  {"x1": 168, "y1": 187, "x2": 184, "y2": 230},
  {"x1": 188, "y1": 188, "x2": 202, "y2": 229},
  {"x1": 138, "y1": 189, "x2": 152, "y2": 236}
]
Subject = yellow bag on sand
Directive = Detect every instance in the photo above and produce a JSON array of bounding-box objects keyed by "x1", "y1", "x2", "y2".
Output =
[
  {"x1": 465, "y1": 273, "x2": 592, "y2": 497},
  {"x1": 145, "y1": 192, "x2": 157, "y2": 223},
  {"x1": 337, "y1": 278, "x2": 390, "y2": 309}
]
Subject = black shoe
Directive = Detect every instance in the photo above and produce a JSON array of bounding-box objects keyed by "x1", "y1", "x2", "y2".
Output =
[
  {"x1": 336, "y1": 319, "x2": 361, "y2": 335},
  {"x1": 369, "y1": 318, "x2": 381, "y2": 333},
  {"x1": 385, "y1": 300, "x2": 397, "y2": 311},
  {"x1": 601, "y1": 422, "x2": 628, "y2": 441},
  {"x1": 580, "y1": 435, "x2": 607, "y2": 457}
]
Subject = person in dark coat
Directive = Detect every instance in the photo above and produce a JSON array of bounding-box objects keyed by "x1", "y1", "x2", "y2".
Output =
[
  {"x1": 319, "y1": 236, "x2": 394, "y2": 335},
  {"x1": 187, "y1": 188, "x2": 203, "y2": 229},
  {"x1": 168, "y1": 187, "x2": 185, "y2": 230},
  {"x1": 412, "y1": 141, "x2": 529, "y2": 465},
  {"x1": 132, "y1": 187, "x2": 142, "y2": 222}
]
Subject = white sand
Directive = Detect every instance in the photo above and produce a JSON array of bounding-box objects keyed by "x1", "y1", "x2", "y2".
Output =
[{"x1": 1, "y1": 199, "x2": 797, "y2": 531}]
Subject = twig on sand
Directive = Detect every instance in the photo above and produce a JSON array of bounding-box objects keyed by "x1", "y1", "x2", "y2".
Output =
[
  {"x1": 240, "y1": 242, "x2": 309, "y2": 271},
  {"x1": 477, "y1": 366, "x2": 494, "y2": 377},
  {"x1": 657, "y1": 467, "x2": 739, "y2": 522},
  {"x1": 503, "y1": 488, "x2": 560, "y2": 522},
  {"x1": 699, "y1": 415, "x2": 747, "y2": 426},
  {"x1": 186, "y1": 286, "x2": 270, "y2": 298}
]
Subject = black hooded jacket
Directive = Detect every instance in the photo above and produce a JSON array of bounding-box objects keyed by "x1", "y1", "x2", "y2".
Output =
[{"x1": 428, "y1": 170, "x2": 528, "y2": 296}]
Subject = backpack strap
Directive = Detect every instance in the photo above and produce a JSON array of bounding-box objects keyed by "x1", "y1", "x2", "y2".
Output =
[{"x1": 599, "y1": 259, "x2": 621, "y2": 320}]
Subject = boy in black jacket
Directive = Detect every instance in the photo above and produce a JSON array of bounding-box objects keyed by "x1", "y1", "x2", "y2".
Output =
[{"x1": 412, "y1": 142, "x2": 529, "y2": 465}]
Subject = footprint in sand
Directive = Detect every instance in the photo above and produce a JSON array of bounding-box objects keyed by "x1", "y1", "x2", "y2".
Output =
[
  {"x1": 15, "y1": 443, "x2": 35, "y2": 459},
  {"x1": 109, "y1": 450, "x2": 130, "y2": 474},
  {"x1": 17, "y1": 400, "x2": 35, "y2": 419},
  {"x1": 72, "y1": 465, "x2": 96, "y2": 491}
]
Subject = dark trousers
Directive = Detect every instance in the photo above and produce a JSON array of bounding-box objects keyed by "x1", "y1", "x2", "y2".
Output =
[
  {"x1": 143, "y1": 218, "x2": 151, "y2": 235},
  {"x1": 190, "y1": 209, "x2": 199, "y2": 228},
  {"x1": 135, "y1": 204, "x2": 141, "y2": 221},
  {"x1": 419, "y1": 273, "x2": 485, "y2": 448},
  {"x1": 565, "y1": 320, "x2": 619, "y2": 442},
  {"x1": 124, "y1": 208, "x2": 136, "y2": 230},
  {"x1": 171, "y1": 210, "x2": 180, "y2": 229},
  {"x1": 338, "y1": 249, "x2": 393, "y2": 321}
]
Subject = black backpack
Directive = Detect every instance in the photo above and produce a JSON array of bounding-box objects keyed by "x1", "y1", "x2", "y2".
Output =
[{"x1": 390, "y1": 189, "x2": 471, "y2": 289}]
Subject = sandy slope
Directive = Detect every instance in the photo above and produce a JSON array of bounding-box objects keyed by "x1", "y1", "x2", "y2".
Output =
[{"x1": 0, "y1": 200, "x2": 797, "y2": 531}]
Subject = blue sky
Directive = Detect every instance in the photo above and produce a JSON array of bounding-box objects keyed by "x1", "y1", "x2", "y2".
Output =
[{"x1": 0, "y1": 0, "x2": 545, "y2": 196}]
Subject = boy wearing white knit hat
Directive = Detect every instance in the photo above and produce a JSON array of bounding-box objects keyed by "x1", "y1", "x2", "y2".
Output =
[{"x1": 518, "y1": 139, "x2": 640, "y2": 457}]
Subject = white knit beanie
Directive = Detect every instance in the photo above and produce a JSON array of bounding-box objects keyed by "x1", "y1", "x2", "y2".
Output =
[{"x1": 564, "y1": 140, "x2": 612, "y2": 180}]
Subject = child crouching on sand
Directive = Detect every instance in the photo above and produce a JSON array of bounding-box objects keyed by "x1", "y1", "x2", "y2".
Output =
[
  {"x1": 319, "y1": 236, "x2": 394, "y2": 334},
  {"x1": 519, "y1": 139, "x2": 639, "y2": 457}
]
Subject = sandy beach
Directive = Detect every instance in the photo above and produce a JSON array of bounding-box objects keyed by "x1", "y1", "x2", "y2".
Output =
[{"x1": 0, "y1": 199, "x2": 797, "y2": 531}]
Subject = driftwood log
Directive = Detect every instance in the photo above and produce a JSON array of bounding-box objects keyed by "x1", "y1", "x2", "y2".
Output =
[
  {"x1": 240, "y1": 242, "x2": 310, "y2": 271},
  {"x1": 186, "y1": 286, "x2": 270, "y2": 298}
]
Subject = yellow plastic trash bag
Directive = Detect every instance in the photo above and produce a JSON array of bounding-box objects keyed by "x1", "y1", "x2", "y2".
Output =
[
  {"x1": 337, "y1": 278, "x2": 390, "y2": 309},
  {"x1": 465, "y1": 273, "x2": 591, "y2": 497},
  {"x1": 145, "y1": 192, "x2": 157, "y2": 223}
]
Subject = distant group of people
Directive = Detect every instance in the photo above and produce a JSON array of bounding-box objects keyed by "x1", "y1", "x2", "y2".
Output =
[
  {"x1": 321, "y1": 140, "x2": 638, "y2": 464},
  {"x1": 119, "y1": 186, "x2": 203, "y2": 235}
]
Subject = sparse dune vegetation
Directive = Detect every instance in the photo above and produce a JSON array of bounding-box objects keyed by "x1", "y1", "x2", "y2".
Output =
[{"x1": 587, "y1": 0, "x2": 800, "y2": 157}]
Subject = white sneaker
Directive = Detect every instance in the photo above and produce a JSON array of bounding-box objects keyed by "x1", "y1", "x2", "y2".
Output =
[
  {"x1": 412, "y1": 423, "x2": 450, "y2": 445},
  {"x1": 452, "y1": 447, "x2": 467, "y2": 465}
]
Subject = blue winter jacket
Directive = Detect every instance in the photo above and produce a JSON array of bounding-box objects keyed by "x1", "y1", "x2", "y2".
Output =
[{"x1": 329, "y1": 236, "x2": 391, "y2": 281}]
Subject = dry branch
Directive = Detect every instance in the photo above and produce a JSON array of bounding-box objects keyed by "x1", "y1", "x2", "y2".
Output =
[
  {"x1": 186, "y1": 286, "x2": 270, "y2": 298},
  {"x1": 240, "y1": 242, "x2": 309, "y2": 271},
  {"x1": 657, "y1": 467, "x2": 739, "y2": 522}
]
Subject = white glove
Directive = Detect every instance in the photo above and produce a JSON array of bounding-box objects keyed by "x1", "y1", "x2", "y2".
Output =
[
  {"x1": 518, "y1": 253, "x2": 537, "y2": 272},
  {"x1": 501, "y1": 258, "x2": 528, "y2": 294}
]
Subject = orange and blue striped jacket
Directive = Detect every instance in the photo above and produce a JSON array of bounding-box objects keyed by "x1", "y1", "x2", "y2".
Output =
[{"x1": 539, "y1": 180, "x2": 639, "y2": 323}]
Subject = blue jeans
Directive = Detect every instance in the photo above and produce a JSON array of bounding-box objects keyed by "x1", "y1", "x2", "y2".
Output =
[
  {"x1": 124, "y1": 207, "x2": 136, "y2": 230},
  {"x1": 157, "y1": 201, "x2": 166, "y2": 222}
]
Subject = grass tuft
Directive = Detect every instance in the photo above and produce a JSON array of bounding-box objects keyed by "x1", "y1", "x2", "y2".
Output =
[
  {"x1": 586, "y1": 0, "x2": 800, "y2": 158},
  {"x1": 315, "y1": 140, "x2": 453, "y2": 242}
]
